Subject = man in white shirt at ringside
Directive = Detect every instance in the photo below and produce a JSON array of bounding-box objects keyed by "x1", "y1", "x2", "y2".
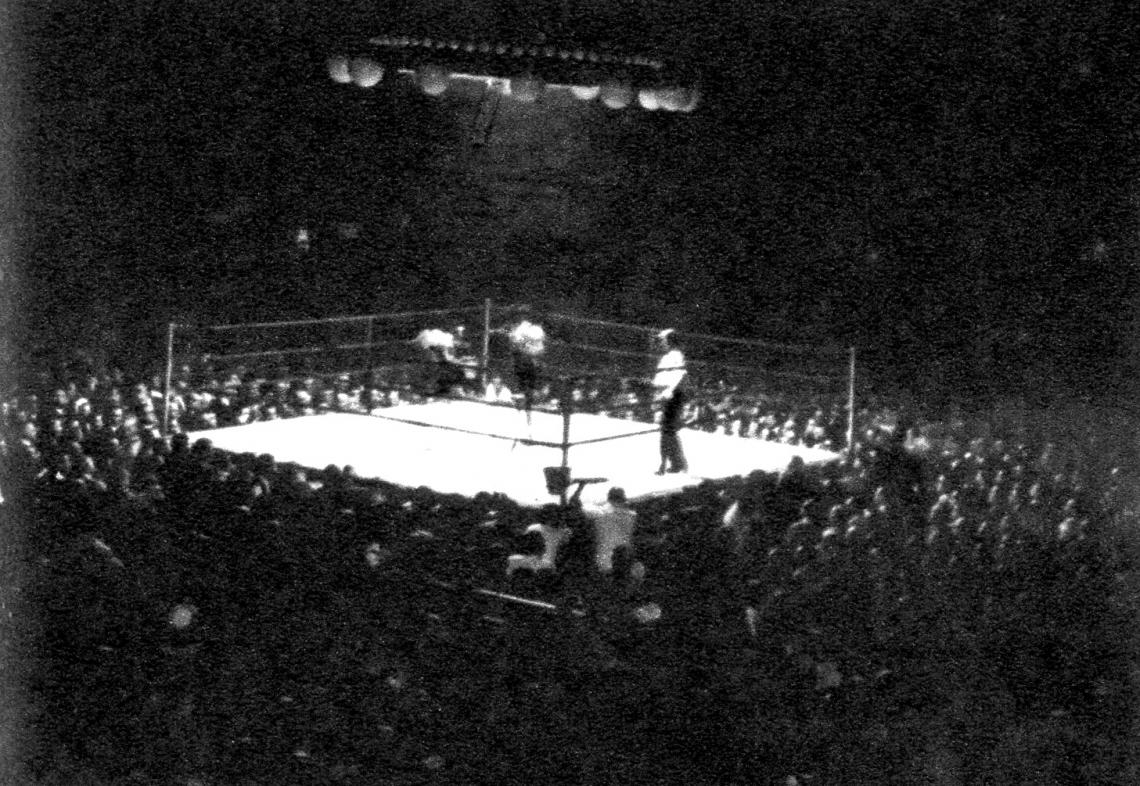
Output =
[{"x1": 582, "y1": 486, "x2": 637, "y2": 574}]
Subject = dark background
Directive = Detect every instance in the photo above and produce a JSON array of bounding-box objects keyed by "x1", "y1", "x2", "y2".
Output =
[{"x1": 7, "y1": 0, "x2": 1139, "y2": 404}]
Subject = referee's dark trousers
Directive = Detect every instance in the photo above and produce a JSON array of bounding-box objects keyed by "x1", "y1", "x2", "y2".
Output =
[{"x1": 659, "y1": 389, "x2": 688, "y2": 473}]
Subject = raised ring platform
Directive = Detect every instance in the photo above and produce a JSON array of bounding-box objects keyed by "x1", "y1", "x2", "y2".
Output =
[{"x1": 188, "y1": 401, "x2": 840, "y2": 506}]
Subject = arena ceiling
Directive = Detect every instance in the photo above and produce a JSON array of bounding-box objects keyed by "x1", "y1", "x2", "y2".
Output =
[{"x1": 8, "y1": 1, "x2": 1139, "y2": 393}]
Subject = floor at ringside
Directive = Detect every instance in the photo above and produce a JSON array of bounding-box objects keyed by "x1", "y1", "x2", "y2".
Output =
[{"x1": 188, "y1": 401, "x2": 841, "y2": 506}]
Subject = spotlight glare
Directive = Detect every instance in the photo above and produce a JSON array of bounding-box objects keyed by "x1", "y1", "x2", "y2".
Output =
[
  {"x1": 656, "y1": 86, "x2": 686, "y2": 111},
  {"x1": 633, "y1": 602, "x2": 662, "y2": 624},
  {"x1": 417, "y1": 64, "x2": 450, "y2": 96},
  {"x1": 326, "y1": 55, "x2": 352, "y2": 84},
  {"x1": 677, "y1": 87, "x2": 701, "y2": 113},
  {"x1": 349, "y1": 57, "x2": 384, "y2": 88},
  {"x1": 170, "y1": 603, "x2": 197, "y2": 630},
  {"x1": 570, "y1": 84, "x2": 601, "y2": 101},
  {"x1": 637, "y1": 88, "x2": 661, "y2": 110},
  {"x1": 599, "y1": 79, "x2": 632, "y2": 109}
]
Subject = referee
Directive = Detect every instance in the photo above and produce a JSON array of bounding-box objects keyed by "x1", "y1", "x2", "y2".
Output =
[{"x1": 652, "y1": 328, "x2": 689, "y2": 474}]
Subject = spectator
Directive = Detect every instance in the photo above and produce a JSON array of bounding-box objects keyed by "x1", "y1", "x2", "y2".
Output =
[
  {"x1": 484, "y1": 375, "x2": 514, "y2": 404},
  {"x1": 582, "y1": 486, "x2": 637, "y2": 575},
  {"x1": 506, "y1": 518, "x2": 572, "y2": 576},
  {"x1": 3, "y1": 337, "x2": 1135, "y2": 785}
]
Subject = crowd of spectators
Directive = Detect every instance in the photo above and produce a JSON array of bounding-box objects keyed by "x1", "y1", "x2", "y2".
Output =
[{"x1": 2, "y1": 348, "x2": 1137, "y2": 784}]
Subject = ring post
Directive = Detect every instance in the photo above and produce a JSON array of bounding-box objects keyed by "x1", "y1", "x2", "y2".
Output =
[
  {"x1": 482, "y1": 298, "x2": 491, "y2": 390},
  {"x1": 365, "y1": 316, "x2": 375, "y2": 379},
  {"x1": 846, "y1": 346, "x2": 856, "y2": 458},
  {"x1": 560, "y1": 402, "x2": 572, "y2": 506},
  {"x1": 163, "y1": 322, "x2": 176, "y2": 436}
]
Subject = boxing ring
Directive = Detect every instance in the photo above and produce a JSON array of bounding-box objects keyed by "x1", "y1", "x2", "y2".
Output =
[{"x1": 187, "y1": 400, "x2": 840, "y2": 507}]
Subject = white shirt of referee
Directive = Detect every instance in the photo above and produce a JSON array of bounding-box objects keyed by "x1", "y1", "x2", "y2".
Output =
[
  {"x1": 652, "y1": 335, "x2": 687, "y2": 401},
  {"x1": 509, "y1": 319, "x2": 546, "y2": 357}
]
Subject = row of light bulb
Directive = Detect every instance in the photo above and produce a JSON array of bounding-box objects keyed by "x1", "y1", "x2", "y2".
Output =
[
  {"x1": 366, "y1": 35, "x2": 665, "y2": 71},
  {"x1": 326, "y1": 56, "x2": 700, "y2": 112}
]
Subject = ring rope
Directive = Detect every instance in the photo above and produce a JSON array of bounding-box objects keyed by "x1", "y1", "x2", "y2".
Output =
[
  {"x1": 203, "y1": 338, "x2": 422, "y2": 364},
  {"x1": 561, "y1": 427, "x2": 663, "y2": 446},
  {"x1": 368, "y1": 410, "x2": 565, "y2": 448},
  {"x1": 199, "y1": 337, "x2": 842, "y2": 387},
  {"x1": 541, "y1": 356, "x2": 840, "y2": 387},
  {"x1": 543, "y1": 311, "x2": 847, "y2": 355},
  {"x1": 200, "y1": 305, "x2": 485, "y2": 332}
]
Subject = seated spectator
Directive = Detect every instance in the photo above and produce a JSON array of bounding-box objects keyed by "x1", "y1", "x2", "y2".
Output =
[
  {"x1": 868, "y1": 426, "x2": 925, "y2": 511},
  {"x1": 506, "y1": 519, "x2": 573, "y2": 576},
  {"x1": 772, "y1": 457, "x2": 818, "y2": 525},
  {"x1": 317, "y1": 463, "x2": 376, "y2": 512},
  {"x1": 722, "y1": 470, "x2": 774, "y2": 550},
  {"x1": 582, "y1": 486, "x2": 637, "y2": 574},
  {"x1": 484, "y1": 375, "x2": 514, "y2": 404}
]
